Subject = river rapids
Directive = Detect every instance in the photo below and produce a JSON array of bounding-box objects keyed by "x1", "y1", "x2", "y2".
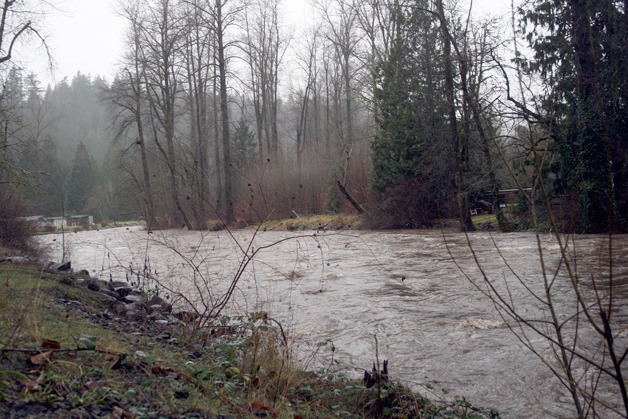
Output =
[{"x1": 39, "y1": 227, "x2": 628, "y2": 418}]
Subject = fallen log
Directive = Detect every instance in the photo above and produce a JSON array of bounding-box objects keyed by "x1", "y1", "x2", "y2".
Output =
[{"x1": 336, "y1": 180, "x2": 366, "y2": 214}]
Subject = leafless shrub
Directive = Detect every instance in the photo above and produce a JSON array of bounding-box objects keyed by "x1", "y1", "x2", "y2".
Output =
[{"x1": 0, "y1": 188, "x2": 40, "y2": 256}]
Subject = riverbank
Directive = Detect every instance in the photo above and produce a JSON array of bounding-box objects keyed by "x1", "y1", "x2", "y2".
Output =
[
  {"x1": 251, "y1": 213, "x2": 499, "y2": 232},
  {"x1": 0, "y1": 259, "x2": 498, "y2": 418},
  {"x1": 29, "y1": 213, "x2": 500, "y2": 235}
]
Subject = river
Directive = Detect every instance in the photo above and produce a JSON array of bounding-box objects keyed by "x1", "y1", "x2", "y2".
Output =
[{"x1": 39, "y1": 227, "x2": 628, "y2": 418}]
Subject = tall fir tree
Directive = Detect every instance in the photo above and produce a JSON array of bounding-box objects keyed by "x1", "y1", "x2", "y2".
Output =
[
  {"x1": 370, "y1": 2, "x2": 452, "y2": 227},
  {"x1": 68, "y1": 141, "x2": 97, "y2": 214},
  {"x1": 521, "y1": 0, "x2": 628, "y2": 232}
]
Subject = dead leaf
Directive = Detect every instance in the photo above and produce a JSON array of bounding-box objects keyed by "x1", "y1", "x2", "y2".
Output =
[
  {"x1": 151, "y1": 364, "x2": 174, "y2": 376},
  {"x1": 105, "y1": 355, "x2": 120, "y2": 369},
  {"x1": 250, "y1": 401, "x2": 267, "y2": 411},
  {"x1": 41, "y1": 339, "x2": 61, "y2": 350},
  {"x1": 21, "y1": 379, "x2": 40, "y2": 393},
  {"x1": 111, "y1": 406, "x2": 126, "y2": 418},
  {"x1": 21, "y1": 374, "x2": 44, "y2": 393},
  {"x1": 29, "y1": 351, "x2": 53, "y2": 366},
  {"x1": 85, "y1": 380, "x2": 102, "y2": 390},
  {"x1": 250, "y1": 401, "x2": 278, "y2": 418}
]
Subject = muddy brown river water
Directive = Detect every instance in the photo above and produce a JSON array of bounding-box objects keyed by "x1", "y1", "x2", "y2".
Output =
[{"x1": 39, "y1": 227, "x2": 628, "y2": 418}]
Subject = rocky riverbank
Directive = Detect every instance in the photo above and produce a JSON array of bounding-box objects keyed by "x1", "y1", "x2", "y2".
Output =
[{"x1": 0, "y1": 256, "x2": 498, "y2": 418}]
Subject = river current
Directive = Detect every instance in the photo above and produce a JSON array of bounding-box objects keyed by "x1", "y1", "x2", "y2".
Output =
[{"x1": 39, "y1": 227, "x2": 628, "y2": 418}]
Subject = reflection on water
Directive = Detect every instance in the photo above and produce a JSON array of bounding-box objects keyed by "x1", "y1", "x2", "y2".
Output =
[{"x1": 39, "y1": 227, "x2": 628, "y2": 418}]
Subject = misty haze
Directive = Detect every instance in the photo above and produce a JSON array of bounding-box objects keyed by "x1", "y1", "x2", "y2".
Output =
[{"x1": 1, "y1": 1, "x2": 627, "y2": 418}]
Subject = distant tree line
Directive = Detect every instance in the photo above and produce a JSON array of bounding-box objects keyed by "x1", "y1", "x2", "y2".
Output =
[{"x1": 0, "y1": 0, "x2": 626, "y2": 233}]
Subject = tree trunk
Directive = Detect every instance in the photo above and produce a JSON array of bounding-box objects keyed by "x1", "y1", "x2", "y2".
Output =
[
  {"x1": 336, "y1": 180, "x2": 365, "y2": 214},
  {"x1": 569, "y1": 0, "x2": 614, "y2": 233},
  {"x1": 435, "y1": 0, "x2": 473, "y2": 232},
  {"x1": 133, "y1": 83, "x2": 155, "y2": 230},
  {"x1": 455, "y1": 44, "x2": 503, "y2": 230},
  {"x1": 216, "y1": 0, "x2": 234, "y2": 224}
]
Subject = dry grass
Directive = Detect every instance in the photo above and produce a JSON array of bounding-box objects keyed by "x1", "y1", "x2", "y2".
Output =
[
  {"x1": 259, "y1": 214, "x2": 363, "y2": 231},
  {"x1": 0, "y1": 263, "x2": 498, "y2": 418}
]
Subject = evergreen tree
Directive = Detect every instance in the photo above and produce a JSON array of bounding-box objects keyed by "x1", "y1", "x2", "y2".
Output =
[
  {"x1": 0, "y1": 67, "x2": 24, "y2": 180},
  {"x1": 68, "y1": 142, "x2": 97, "y2": 214},
  {"x1": 521, "y1": 0, "x2": 628, "y2": 232},
  {"x1": 370, "y1": 3, "x2": 452, "y2": 227},
  {"x1": 38, "y1": 136, "x2": 65, "y2": 216},
  {"x1": 232, "y1": 117, "x2": 257, "y2": 172}
]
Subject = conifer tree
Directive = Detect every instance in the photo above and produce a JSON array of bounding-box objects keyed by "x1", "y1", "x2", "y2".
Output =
[
  {"x1": 521, "y1": 0, "x2": 628, "y2": 232},
  {"x1": 68, "y1": 142, "x2": 96, "y2": 214}
]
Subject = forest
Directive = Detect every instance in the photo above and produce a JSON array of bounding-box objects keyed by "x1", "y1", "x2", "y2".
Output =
[{"x1": 0, "y1": 0, "x2": 626, "y2": 234}]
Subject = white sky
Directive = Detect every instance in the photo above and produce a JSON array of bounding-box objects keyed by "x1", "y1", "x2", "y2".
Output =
[
  {"x1": 25, "y1": 0, "x2": 511, "y2": 87},
  {"x1": 26, "y1": 0, "x2": 125, "y2": 86}
]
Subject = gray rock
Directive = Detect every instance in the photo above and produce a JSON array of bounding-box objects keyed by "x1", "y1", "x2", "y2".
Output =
[
  {"x1": 45, "y1": 261, "x2": 71, "y2": 272},
  {"x1": 115, "y1": 287, "x2": 133, "y2": 298},
  {"x1": 74, "y1": 269, "x2": 91, "y2": 280},
  {"x1": 147, "y1": 294, "x2": 166, "y2": 306},
  {"x1": 57, "y1": 261, "x2": 71, "y2": 271},
  {"x1": 135, "y1": 350, "x2": 149, "y2": 359},
  {"x1": 126, "y1": 308, "x2": 145, "y2": 321},
  {"x1": 108, "y1": 301, "x2": 127, "y2": 315},
  {"x1": 147, "y1": 304, "x2": 163, "y2": 314},
  {"x1": 87, "y1": 281, "x2": 100, "y2": 291},
  {"x1": 1, "y1": 256, "x2": 29, "y2": 264},
  {"x1": 100, "y1": 289, "x2": 120, "y2": 300},
  {"x1": 148, "y1": 312, "x2": 168, "y2": 322},
  {"x1": 124, "y1": 293, "x2": 146, "y2": 305},
  {"x1": 97, "y1": 293, "x2": 119, "y2": 304},
  {"x1": 108, "y1": 280, "x2": 131, "y2": 292},
  {"x1": 146, "y1": 295, "x2": 171, "y2": 313},
  {"x1": 166, "y1": 315, "x2": 185, "y2": 325}
]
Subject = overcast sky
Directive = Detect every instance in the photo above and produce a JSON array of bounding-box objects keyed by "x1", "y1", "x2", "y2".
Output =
[{"x1": 26, "y1": 0, "x2": 511, "y2": 87}]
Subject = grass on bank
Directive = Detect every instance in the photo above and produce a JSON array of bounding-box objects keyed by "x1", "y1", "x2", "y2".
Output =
[
  {"x1": 0, "y1": 262, "x2": 498, "y2": 418},
  {"x1": 257, "y1": 213, "x2": 505, "y2": 233},
  {"x1": 258, "y1": 214, "x2": 363, "y2": 232}
]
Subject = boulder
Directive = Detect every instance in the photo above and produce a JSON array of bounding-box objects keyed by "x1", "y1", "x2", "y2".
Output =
[
  {"x1": 108, "y1": 301, "x2": 127, "y2": 316},
  {"x1": 123, "y1": 292, "x2": 146, "y2": 305},
  {"x1": 146, "y1": 295, "x2": 172, "y2": 313},
  {"x1": 125, "y1": 307, "x2": 146, "y2": 322},
  {"x1": 147, "y1": 294, "x2": 166, "y2": 306},
  {"x1": 74, "y1": 269, "x2": 91, "y2": 280},
  {"x1": 86, "y1": 278, "x2": 108, "y2": 292},
  {"x1": 147, "y1": 304, "x2": 163, "y2": 314},
  {"x1": 0, "y1": 256, "x2": 30, "y2": 264},
  {"x1": 108, "y1": 280, "x2": 131, "y2": 291},
  {"x1": 148, "y1": 312, "x2": 168, "y2": 322},
  {"x1": 114, "y1": 287, "x2": 133, "y2": 298},
  {"x1": 57, "y1": 261, "x2": 72, "y2": 271},
  {"x1": 45, "y1": 261, "x2": 71, "y2": 272},
  {"x1": 100, "y1": 289, "x2": 120, "y2": 300},
  {"x1": 96, "y1": 293, "x2": 119, "y2": 305}
]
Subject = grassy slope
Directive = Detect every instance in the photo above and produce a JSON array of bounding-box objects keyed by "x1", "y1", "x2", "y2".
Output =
[
  {"x1": 0, "y1": 263, "x2": 497, "y2": 419},
  {"x1": 258, "y1": 214, "x2": 363, "y2": 232},
  {"x1": 257, "y1": 214, "x2": 501, "y2": 233}
]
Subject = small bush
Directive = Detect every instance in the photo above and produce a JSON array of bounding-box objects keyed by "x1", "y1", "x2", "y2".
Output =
[
  {"x1": 0, "y1": 188, "x2": 38, "y2": 254},
  {"x1": 365, "y1": 177, "x2": 451, "y2": 229}
]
